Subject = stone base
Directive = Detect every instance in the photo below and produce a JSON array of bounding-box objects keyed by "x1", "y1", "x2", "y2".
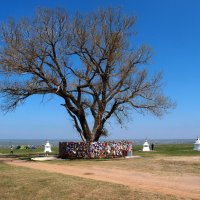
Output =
[
  {"x1": 31, "y1": 156, "x2": 59, "y2": 161},
  {"x1": 125, "y1": 155, "x2": 140, "y2": 159}
]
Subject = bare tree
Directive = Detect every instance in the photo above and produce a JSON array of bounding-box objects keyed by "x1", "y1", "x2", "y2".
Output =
[{"x1": 0, "y1": 8, "x2": 174, "y2": 142}]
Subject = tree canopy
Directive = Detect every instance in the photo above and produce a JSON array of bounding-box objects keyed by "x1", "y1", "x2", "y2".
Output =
[{"x1": 0, "y1": 8, "x2": 174, "y2": 141}]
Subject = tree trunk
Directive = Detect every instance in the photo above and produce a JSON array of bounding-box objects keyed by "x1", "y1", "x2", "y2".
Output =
[
  {"x1": 78, "y1": 112, "x2": 93, "y2": 142},
  {"x1": 94, "y1": 123, "x2": 105, "y2": 142}
]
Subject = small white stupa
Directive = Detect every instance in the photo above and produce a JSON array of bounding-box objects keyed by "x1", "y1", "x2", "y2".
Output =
[
  {"x1": 193, "y1": 138, "x2": 200, "y2": 151},
  {"x1": 44, "y1": 141, "x2": 52, "y2": 153},
  {"x1": 142, "y1": 140, "x2": 150, "y2": 152}
]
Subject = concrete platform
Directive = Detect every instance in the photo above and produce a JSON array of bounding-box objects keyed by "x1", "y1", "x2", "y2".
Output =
[
  {"x1": 125, "y1": 155, "x2": 141, "y2": 159},
  {"x1": 31, "y1": 156, "x2": 59, "y2": 161}
]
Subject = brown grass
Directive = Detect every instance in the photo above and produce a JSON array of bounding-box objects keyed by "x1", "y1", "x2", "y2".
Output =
[
  {"x1": 46, "y1": 155, "x2": 200, "y2": 175},
  {"x1": 0, "y1": 161, "x2": 179, "y2": 200}
]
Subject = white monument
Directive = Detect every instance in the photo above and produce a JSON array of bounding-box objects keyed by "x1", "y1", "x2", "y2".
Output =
[
  {"x1": 194, "y1": 138, "x2": 200, "y2": 151},
  {"x1": 44, "y1": 141, "x2": 52, "y2": 153},
  {"x1": 127, "y1": 142, "x2": 133, "y2": 157},
  {"x1": 142, "y1": 140, "x2": 150, "y2": 152}
]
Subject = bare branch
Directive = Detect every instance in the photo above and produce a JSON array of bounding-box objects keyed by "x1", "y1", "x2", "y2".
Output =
[{"x1": 0, "y1": 8, "x2": 175, "y2": 141}]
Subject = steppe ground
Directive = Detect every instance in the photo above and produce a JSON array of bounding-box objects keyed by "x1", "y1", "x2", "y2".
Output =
[{"x1": 1, "y1": 152, "x2": 200, "y2": 200}]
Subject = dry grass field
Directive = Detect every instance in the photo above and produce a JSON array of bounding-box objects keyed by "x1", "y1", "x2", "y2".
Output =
[
  {"x1": 0, "y1": 160, "x2": 179, "y2": 200},
  {"x1": 0, "y1": 144, "x2": 199, "y2": 200}
]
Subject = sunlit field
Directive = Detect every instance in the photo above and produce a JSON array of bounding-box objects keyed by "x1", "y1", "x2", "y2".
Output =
[{"x1": 0, "y1": 143, "x2": 199, "y2": 199}]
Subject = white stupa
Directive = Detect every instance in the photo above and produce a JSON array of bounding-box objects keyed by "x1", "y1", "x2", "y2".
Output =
[
  {"x1": 142, "y1": 140, "x2": 150, "y2": 152},
  {"x1": 193, "y1": 138, "x2": 200, "y2": 151},
  {"x1": 44, "y1": 141, "x2": 52, "y2": 153}
]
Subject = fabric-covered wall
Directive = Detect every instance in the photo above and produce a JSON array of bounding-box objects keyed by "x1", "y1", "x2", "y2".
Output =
[{"x1": 59, "y1": 141, "x2": 133, "y2": 159}]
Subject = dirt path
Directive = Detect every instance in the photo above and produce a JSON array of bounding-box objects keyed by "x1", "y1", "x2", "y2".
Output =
[{"x1": 3, "y1": 158, "x2": 200, "y2": 199}]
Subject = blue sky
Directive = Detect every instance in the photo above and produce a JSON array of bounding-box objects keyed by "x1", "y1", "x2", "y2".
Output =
[{"x1": 0, "y1": 0, "x2": 200, "y2": 140}]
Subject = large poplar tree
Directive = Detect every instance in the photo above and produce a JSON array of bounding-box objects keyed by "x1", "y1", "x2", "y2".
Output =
[{"x1": 0, "y1": 8, "x2": 174, "y2": 141}]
